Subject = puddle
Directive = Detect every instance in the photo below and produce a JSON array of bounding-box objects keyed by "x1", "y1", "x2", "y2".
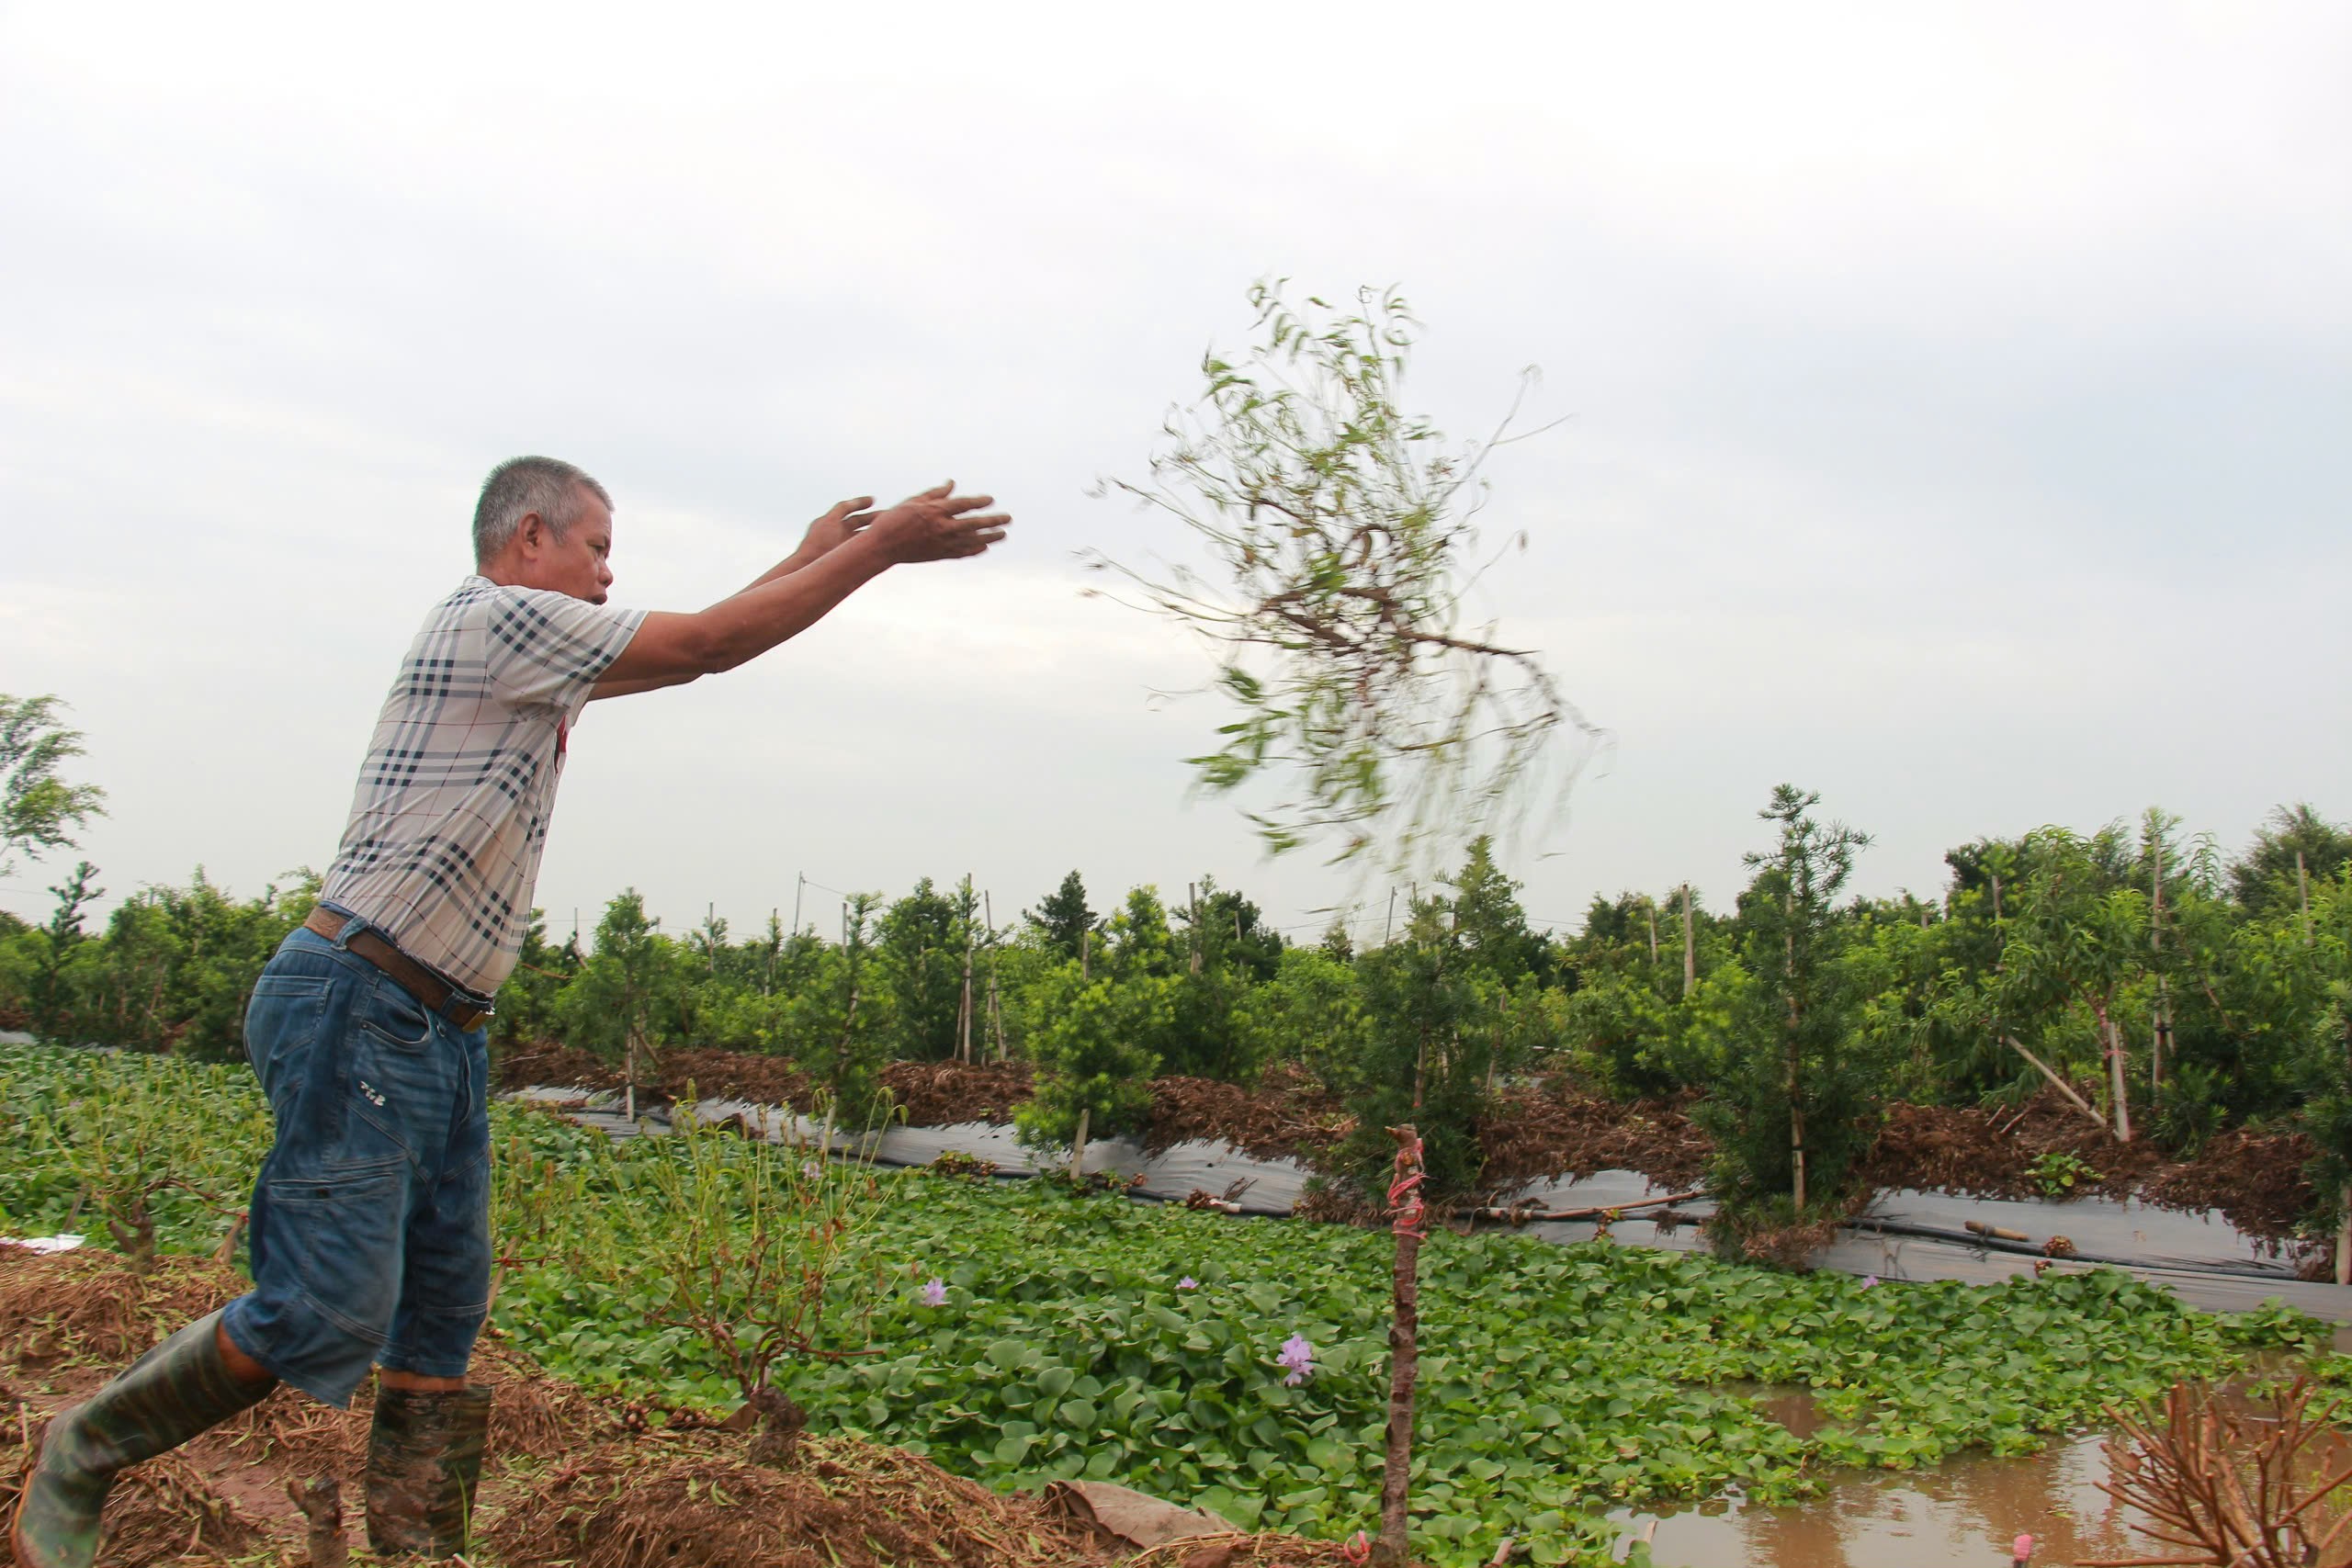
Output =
[
  {"x1": 1615, "y1": 1432, "x2": 2137, "y2": 1566},
  {"x1": 1615, "y1": 1384, "x2": 2352, "y2": 1567}
]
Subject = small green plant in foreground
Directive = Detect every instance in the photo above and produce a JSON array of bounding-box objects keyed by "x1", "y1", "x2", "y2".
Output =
[{"x1": 2030, "y1": 1148, "x2": 2106, "y2": 1197}]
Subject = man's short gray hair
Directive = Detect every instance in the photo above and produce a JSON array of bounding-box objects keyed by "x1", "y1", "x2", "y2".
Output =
[{"x1": 471, "y1": 457, "x2": 613, "y2": 567}]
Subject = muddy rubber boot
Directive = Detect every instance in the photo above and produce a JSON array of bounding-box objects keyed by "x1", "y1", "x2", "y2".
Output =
[
  {"x1": 364, "y1": 1384, "x2": 492, "y2": 1560},
  {"x1": 9, "y1": 1309, "x2": 277, "y2": 1568}
]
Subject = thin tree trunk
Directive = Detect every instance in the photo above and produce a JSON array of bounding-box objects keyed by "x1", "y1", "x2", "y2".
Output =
[
  {"x1": 2301, "y1": 851, "x2": 2313, "y2": 946},
  {"x1": 956, "y1": 920, "x2": 976, "y2": 1064},
  {"x1": 1374, "y1": 1128, "x2": 1426, "y2": 1568},
  {"x1": 1645, "y1": 901, "x2": 1658, "y2": 966},
  {"x1": 2101, "y1": 1008, "x2": 2133, "y2": 1144},
  {"x1": 1786, "y1": 917, "x2": 1804, "y2": 1212},
  {"x1": 2337, "y1": 1183, "x2": 2350, "y2": 1288},
  {"x1": 1068, "y1": 1107, "x2": 1090, "y2": 1183},
  {"x1": 1188, "y1": 883, "x2": 1203, "y2": 976},
  {"x1": 1680, "y1": 884, "x2": 1696, "y2": 999}
]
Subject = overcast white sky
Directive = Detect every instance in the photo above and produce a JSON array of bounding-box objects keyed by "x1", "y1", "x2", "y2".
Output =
[{"x1": 3, "y1": 2, "x2": 2346, "y2": 946}]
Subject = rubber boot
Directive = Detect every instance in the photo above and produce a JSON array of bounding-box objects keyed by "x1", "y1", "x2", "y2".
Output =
[
  {"x1": 9, "y1": 1309, "x2": 277, "y2": 1568},
  {"x1": 364, "y1": 1384, "x2": 492, "y2": 1560}
]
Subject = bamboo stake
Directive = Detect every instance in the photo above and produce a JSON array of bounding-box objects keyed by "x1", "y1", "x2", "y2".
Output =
[
  {"x1": 1680, "y1": 884, "x2": 1696, "y2": 1000},
  {"x1": 2001, "y1": 1035, "x2": 2110, "y2": 1131}
]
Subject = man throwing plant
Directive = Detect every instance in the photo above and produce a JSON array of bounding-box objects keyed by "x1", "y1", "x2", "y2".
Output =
[{"x1": 11, "y1": 457, "x2": 1009, "y2": 1567}]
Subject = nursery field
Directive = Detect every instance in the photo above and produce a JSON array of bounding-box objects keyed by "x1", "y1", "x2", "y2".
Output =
[{"x1": 0, "y1": 1043, "x2": 2338, "y2": 1567}]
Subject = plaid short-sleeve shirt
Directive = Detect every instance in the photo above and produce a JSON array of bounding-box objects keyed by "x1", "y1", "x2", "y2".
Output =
[{"x1": 320, "y1": 576, "x2": 645, "y2": 997}]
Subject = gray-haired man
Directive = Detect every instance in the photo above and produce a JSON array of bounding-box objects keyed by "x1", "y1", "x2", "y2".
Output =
[{"x1": 11, "y1": 458, "x2": 1008, "y2": 1567}]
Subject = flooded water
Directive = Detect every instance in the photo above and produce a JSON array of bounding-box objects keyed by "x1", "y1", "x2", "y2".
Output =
[
  {"x1": 1615, "y1": 1431, "x2": 2138, "y2": 1567},
  {"x1": 1613, "y1": 1381, "x2": 2352, "y2": 1567}
]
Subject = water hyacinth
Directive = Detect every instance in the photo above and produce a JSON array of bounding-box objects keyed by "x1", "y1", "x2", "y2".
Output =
[
  {"x1": 1276, "y1": 1332, "x2": 1315, "y2": 1385},
  {"x1": 1178, "y1": 1277, "x2": 1199, "y2": 1291},
  {"x1": 921, "y1": 1278, "x2": 948, "y2": 1306}
]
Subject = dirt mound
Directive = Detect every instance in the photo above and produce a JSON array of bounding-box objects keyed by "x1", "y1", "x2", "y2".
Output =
[
  {"x1": 490, "y1": 1433, "x2": 1105, "y2": 1568},
  {"x1": 1476, "y1": 1083, "x2": 1713, "y2": 1192},
  {"x1": 2144, "y1": 1126, "x2": 2321, "y2": 1242},
  {"x1": 883, "y1": 1058, "x2": 1035, "y2": 1126},
  {"x1": 492, "y1": 1039, "x2": 2326, "y2": 1239},
  {"x1": 663, "y1": 1046, "x2": 817, "y2": 1108},
  {"x1": 1856, "y1": 1097, "x2": 2316, "y2": 1243},
  {"x1": 496, "y1": 1037, "x2": 626, "y2": 1092},
  {"x1": 1148, "y1": 1066, "x2": 1351, "y2": 1163}
]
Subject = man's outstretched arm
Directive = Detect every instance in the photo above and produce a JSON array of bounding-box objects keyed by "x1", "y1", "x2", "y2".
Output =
[{"x1": 591, "y1": 485, "x2": 1007, "y2": 697}]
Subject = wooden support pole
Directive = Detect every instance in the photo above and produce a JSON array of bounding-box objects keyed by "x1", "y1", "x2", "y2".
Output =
[
  {"x1": 2002, "y1": 1035, "x2": 2110, "y2": 1132},
  {"x1": 1374, "y1": 1125, "x2": 1426, "y2": 1568},
  {"x1": 1680, "y1": 884, "x2": 1696, "y2": 1000}
]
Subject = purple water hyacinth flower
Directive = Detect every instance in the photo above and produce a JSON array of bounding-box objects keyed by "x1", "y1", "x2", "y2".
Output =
[
  {"x1": 1860, "y1": 1275, "x2": 1880, "y2": 1289},
  {"x1": 1178, "y1": 1278, "x2": 1199, "y2": 1291},
  {"x1": 1277, "y1": 1333, "x2": 1316, "y2": 1385},
  {"x1": 922, "y1": 1278, "x2": 949, "y2": 1306}
]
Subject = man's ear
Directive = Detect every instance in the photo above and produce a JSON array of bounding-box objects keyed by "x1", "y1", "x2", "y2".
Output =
[{"x1": 514, "y1": 513, "x2": 546, "y2": 558}]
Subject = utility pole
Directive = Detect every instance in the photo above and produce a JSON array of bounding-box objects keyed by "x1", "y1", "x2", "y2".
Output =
[
  {"x1": 792, "y1": 873, "x2": 805, "y2": 938},
  {"x1": 1385, "y1": 887, "x2": 1396, "y2": 945}
]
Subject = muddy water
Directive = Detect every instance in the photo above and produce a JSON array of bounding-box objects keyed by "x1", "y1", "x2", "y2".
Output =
[
  {"x1": 1613, "y1": 1430, "x2": 2141, "y2": 1566},
  {"x1": 1613, "y1": 1382, "x2": 2352, "y2": 1568}
]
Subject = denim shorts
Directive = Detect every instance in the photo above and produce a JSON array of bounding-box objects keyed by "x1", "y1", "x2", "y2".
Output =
[{"x1": 219, "y1": 919, "x2": 492, "y2": 1407}]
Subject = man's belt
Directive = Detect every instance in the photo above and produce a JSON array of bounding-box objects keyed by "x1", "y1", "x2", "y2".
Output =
[{"x1": 302, "y1": 908, "x2": 494, "y2": 1032}]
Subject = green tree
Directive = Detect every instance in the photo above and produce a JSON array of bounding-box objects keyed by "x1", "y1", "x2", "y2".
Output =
[
  {"x1": 1332, "y1": 896, "x2": 1494, "y2": 1203},
  {"x1": 1696, "y1": 785, "x2": 1879, "y2": 1224},
  {"x1": 1024, "y1": 871, "x2": 1101, "y2": 966},
  {"x1": 1014, "y1": 962, "x2": 1168, "y2": 1176},
  {"x1": 1997, "y1": 826, "x2": 2152, "y2": 1143},
  {"x1": 877, "y1": 878, "x2": 965, "y2": 1061},
  {"x1": 2232, "y1": 803, "x2": 2352, "y2": 919},
  {"x1": 0, "y1": 694, "x2": 107, "y2": 875},
  {"x1": 797, "y1": 892, "x2": 896, "y2": 1142},
  {"x1": 28, "y1": 862, "x2": 100, "y2": 1040},
  {"x1": 557, "y1": 890, "x2": 678, "y2": 1113}
]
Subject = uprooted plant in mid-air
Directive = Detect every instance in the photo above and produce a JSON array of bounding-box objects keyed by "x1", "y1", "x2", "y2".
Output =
[{"x1": 1088, "y1": 280, "x2": 1600, "y2": 873}]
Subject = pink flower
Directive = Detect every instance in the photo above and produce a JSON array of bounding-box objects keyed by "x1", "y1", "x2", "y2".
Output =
[
  {"x1": 921, "y1": 1279, "x2": 948, "y2": 1306},
  {"x1": 1277, "y1": 1333, "x2": 1316, "y2": 1386},
  {"x1": 1178, "y1": 1277, "x2": 1199, "y2": 1291},
  {"x1": 1860, "y1": 1275, "x2": 1879, "y2": 1289}
]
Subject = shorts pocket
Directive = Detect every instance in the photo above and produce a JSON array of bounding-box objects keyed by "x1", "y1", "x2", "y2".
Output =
[
  {"x1": 266, "y1": 1159, "x2": 407, "y2": 1342},
  {"x1": 357, "y1": 975, "x2": 436, "y2": 1051}
]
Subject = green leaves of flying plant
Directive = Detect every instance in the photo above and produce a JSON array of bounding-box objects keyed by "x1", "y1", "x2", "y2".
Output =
[{"x1": 1087, "y1": 282, "x2": 1602, "y2": 873}]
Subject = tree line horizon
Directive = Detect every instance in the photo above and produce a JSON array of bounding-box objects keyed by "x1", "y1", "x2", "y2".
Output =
[{"x1": 6, "y1": 786, "x2": 2346, "y2": 1247}]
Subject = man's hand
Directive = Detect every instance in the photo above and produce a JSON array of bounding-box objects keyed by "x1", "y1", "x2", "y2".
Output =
[
  {"x1": 795, "y1": 495, "x2": 879, "y2": 562},
  {"x1": 867, "y1": 482, "x2": 1011, "y2": 564}
]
